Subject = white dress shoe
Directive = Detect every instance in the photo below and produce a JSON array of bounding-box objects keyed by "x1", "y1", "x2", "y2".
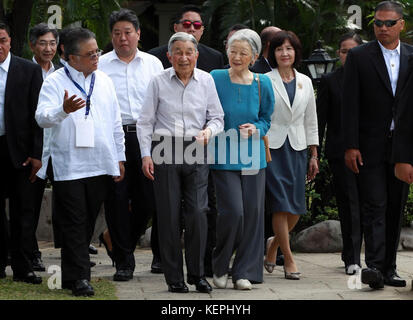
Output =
[
  {"x1": 234, "y1": 279, "x2": 252, "y2": 290},
  {"x1": 213, "y1": 274, "x2": 228, "y2": 289},
  {"x1": 346, "y1": 264, "x2": 361, "y2": 275}
]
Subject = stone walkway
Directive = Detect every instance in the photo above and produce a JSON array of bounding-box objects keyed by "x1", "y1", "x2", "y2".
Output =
[{"x1": 16, "y1": 242, "x2": 411, "y2": 300}]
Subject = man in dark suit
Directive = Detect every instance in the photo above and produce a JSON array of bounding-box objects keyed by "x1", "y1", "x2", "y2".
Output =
[
  {"x1": 0, "y1": 22, "x2": 43, "y2": 283},
  {"x1": 28, "y1": 22, "x2": 59, "y2": 273},
  {"x1": 342, "y1": 1, "x2": 413, "y2": 289},
  {"x1": 148, "y1": 4, "x2": 224, "y2": 277},
  {"x1": 317, "y1": 32, "x2": 363, "y2": 275},
  {"x1": 148, "y1": 5, "x2": 224, "y2": 72},
  {"x1": 393, "y1": 61, "x2": 413, "y2": 186},
  {"x1": 251, "y1": 26, "x2": 281, "y2": 74}
]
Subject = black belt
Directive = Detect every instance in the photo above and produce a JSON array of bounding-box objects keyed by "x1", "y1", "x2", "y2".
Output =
[{"x1": 123, "y1": 124, "x2": 136, "y2": 133}]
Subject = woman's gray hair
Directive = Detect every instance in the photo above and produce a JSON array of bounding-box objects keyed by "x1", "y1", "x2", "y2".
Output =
[
  {"x1": 167, "y1": 32, "x2": 198, "y2": 55},
  {"x1": 226, "y1": 29, "x2": 262, "y2": 58}
]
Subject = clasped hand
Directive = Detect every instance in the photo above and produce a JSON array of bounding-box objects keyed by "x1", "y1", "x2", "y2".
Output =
[{"x1": 239, "y1": 123, "x2": 257, "y2": 139}]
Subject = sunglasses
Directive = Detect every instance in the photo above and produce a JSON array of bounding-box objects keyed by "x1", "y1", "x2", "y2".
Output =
[
  {"x1": 179, "y1": 20, "x2": 203, "y2": 30},
  {"x1": 374, "y1": 18, "x2": 402, "y2": 28}
]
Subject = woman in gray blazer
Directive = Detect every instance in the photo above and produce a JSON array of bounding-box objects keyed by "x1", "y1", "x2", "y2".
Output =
[{"x1": 264, "y1": 31, "x2": 319, "y2": 280}]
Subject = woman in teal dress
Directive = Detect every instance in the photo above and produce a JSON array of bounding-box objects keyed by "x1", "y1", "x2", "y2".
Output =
[{"x1": 210, "y1": 29, "x2": 274, "y2": 290}]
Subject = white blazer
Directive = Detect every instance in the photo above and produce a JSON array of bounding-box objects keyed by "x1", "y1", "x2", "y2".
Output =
[{"x1": 266, "y1": 68, "x2": 318, "y2": 151}]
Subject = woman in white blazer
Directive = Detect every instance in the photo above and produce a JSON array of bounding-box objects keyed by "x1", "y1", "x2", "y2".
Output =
[{"x1": 264, "y1": 31, "x2": 319, "y2": 280}]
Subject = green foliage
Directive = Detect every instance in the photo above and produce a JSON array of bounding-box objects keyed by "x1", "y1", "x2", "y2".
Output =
[
  {"x1": 21, "y1": 0, "x2": 125, "y2": 59},
  {"x1": 296, "y1": 150, "x2": 339, "y2": 232},
  {"x1": 404, "y1": 184, "x2": 413, "y2": 227},
  {"x1": 202, "y1": 0, "x2": 413, "y2": 65}
]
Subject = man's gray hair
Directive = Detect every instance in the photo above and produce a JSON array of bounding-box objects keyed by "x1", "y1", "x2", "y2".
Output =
[
  {"x1": 227, "y1": 29, "x2": 262, "y2": 58},
  {"x1": 167, "y1": 32, "x2": 198, "y2": 55}
]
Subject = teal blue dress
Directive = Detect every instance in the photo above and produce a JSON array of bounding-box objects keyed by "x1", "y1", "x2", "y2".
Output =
[{"x1": 209, "y1": 69, "x2": 274, "y2": 171}]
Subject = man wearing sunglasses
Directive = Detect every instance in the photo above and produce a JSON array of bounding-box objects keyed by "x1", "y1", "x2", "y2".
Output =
[
  {"x1": 148, "y1": 4, "x2": 224, "y2": 72},
  {"x1": 148, "y1": 4, "x2": 224, "y2": 278},
  {"x1": 342, "y1": 1, "x2": 413, "y2": 290}
]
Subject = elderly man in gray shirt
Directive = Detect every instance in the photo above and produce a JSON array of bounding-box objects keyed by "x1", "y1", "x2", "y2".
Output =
[{"x1": 137, "y1": 32, "x2": 224, "y2": 294}]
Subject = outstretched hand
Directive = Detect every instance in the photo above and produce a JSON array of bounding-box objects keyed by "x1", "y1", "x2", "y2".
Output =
[{"x1": 63, "y1": 90, "x2": 86, "y2": 114}]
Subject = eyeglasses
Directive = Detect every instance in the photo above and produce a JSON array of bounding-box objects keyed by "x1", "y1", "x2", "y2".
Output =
[
  {"x1": 374, "y1": 18, "x2": 402, "y2": 28},
  {"x1": 73, "y1": 49, "x2": 103, "y2": 60},
  {"x1": 179, "y1": 20, "x2": 203, "y2": 30},
  {"x1": 37, "y1": 40, "x2": 57, "y2": 48}
]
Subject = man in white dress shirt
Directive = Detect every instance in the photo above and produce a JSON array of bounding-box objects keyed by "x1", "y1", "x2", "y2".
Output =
[
  {"x1": 36, "y1": 28, "x2": 125, "y2": 296},
  {"x1": 99, "y1": 8, "x2": 163, "y2": 282},
  {"x1": 28, "y1": 22, "x2": 59, "y2": 273}
]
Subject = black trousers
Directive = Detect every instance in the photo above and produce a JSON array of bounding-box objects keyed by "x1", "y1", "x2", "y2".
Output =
[
  {"x1": 30, "y1": 178, "x2": 46, "y2": 260},
  {"x1": 32, "y1": 160, "x2": 61, "y2": 250},
  {"x1": 0, "y1": 136, "x2": 37, "y2": 276},
  {"x1": 104, "y1": 129, "x2": 155, "y2": 271},
  {"x1": 54, "y1": 175, "x2": 111, "y2": 284},
  {"x1": 204, "y1": 173, "x2": 217, "y2": 271},
  {"x1": 357, "y1": 161, "x2": 408, "y2": 274},
  {"x1": 153, "y1": 162, "x2": 209, "y2": 285},
  {"x1": 357, "y1": 137, "x2": 409, "y2": 274},
  {"x1": 0, "y1": 198, "x2": 7, "y2": 270},
  {"x1": 329, "y1": 158, "x2": 362, "y2": 266},
  {"x1": 151, "y1": 165, "x2": 217, "y2": 272}
]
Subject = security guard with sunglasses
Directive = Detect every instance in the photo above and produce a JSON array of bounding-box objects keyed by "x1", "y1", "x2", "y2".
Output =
[{"x1": 342, "y1": 1, "x2": 413, "y2": 290}]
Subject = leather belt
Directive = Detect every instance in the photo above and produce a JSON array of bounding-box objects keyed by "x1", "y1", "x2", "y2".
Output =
[{"x1": 123, "y1": 124, "x2": 136, "y2": 133}]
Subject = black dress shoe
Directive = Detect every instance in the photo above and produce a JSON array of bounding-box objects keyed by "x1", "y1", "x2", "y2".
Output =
[
  {"x1": 88, "y1": 244, "x2": 98, "y2": 255},
  {"x1": 13, "y1": 272, "x2": 42, "y2": 284},
  {"x1": 151, "y1": 260, "x2": 163, "y2": 274},
  {"x1": 32, "y1": 257, "x2": 46, "y2": 272},
  {"x1": 168, "y1": 282, "x2": 189, "y2": 293},
  {"x1": 113, "y1": 269, "x2": 133, "y2": 281},
  {"x1": 72, "y1": 279, "x2": 94, "y2": 296},
  {"x1": 187, "y1": 276, "x2": 213, "y2": 293},
  {"x1": 276, "y1": 254, "x2": 285, "y2": 266},
  {"x1": 361, "y1": 268, "x2": 384, "y2": 289},
  {"x1": 384, "y1": 272, "x2": 406, "y2": 287}
]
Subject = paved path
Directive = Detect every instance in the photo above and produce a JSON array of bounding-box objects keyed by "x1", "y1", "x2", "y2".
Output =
[{"x1": 15, "y1": 242, "x2": 410, "y2": 300}]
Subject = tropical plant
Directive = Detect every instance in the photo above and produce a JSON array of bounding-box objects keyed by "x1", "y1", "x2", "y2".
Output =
[{"x1": 1, "y1": 0, "x2": 125, "y2": 58}]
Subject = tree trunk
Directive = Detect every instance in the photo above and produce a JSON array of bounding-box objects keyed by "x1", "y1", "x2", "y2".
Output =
[{"x1": 9, "y1": 0, "x2": 34, "y2": 56}]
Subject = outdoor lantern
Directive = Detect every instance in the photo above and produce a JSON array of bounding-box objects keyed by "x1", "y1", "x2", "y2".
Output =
[{"x1": 302, "y1": 40, "x2": 338, "y2": 83}]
